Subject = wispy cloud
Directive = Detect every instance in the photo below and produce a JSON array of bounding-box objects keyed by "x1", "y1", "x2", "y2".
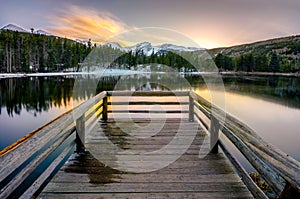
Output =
[
  {"x1": 47, "y1": 5, "x2": 133, "y2": 43},
  {"x1": 47, "y1": 6, "x2": 201, "y2": 48}
]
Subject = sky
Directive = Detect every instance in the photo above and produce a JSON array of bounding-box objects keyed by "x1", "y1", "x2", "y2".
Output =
[{"x1": 0, "y1": 0, "x2": 300, "y2": 48}]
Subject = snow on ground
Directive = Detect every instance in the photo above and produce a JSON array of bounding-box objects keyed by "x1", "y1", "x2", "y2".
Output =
[
  {"x1": 0, "y1": 69, "x2": 221, "y2": 79},
  {"x1": 0, "y1": 69, "x2": 142, "y2": 79}
]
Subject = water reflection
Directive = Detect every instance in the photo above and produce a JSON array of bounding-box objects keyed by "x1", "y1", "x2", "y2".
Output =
[
  {"x1": 189, "y1": 74, "x2": 300, "y2": 109},
  {"x1": 222, "y1": 75, "x2": 300, "y2": 109},
  {"x1": 2, "y1": 74, "x2": 298, "y2": 117},
  {"x1": 0, "y1": 77, "x2": 74, "y2": 117},
  {"x1": 0, "y1": 74, "x2": 300, "y2": 162}
]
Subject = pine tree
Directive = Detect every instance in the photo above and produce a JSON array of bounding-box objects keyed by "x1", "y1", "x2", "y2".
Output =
[{"x1": 269, "y1": 53, "x2": 280, "y2": 72}]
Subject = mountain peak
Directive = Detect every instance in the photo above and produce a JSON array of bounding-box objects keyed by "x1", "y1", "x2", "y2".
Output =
[
  {"x1": 1, "y1": 23, "x2": 29, "y2": 33},
  {"x1": 103, "y1": 41, "x2": 203, "y2": 56},
  {"x1": 34, "y1": 29, "x2": 51, "y2": 36},
  {"x1": 104, "y1": 42, "x2": 123, "y2": 50}
]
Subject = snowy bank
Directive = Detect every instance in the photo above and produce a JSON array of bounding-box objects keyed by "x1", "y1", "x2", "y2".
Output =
[{"x1": 0, "y1": 69, "x2": 142, "y2": 79}]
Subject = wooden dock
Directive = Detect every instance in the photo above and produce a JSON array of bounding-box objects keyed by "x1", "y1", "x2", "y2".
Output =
[
  {"x1": 39, "y1": 118, "x2": 253, "y2": 198},
  {"x1": 1, "y1": 91, "x2": 299, "y2": 199}
]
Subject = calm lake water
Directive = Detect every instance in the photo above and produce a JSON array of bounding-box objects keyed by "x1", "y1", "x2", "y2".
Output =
[{"x1": 1, "y1": 73, "x2": 300, "y2": 169}]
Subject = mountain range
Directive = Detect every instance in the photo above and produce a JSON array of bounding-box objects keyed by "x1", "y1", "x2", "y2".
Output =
[
  {"x1": 0, "y1": 23, "x2": 203, "y2": 54},
  {"x1": 1, "y1": 23, "x2": 51, "y2": 35},
  {"x1": 1, "y1": 23, "x2": 299, "y2": 59},
  {"x1": 104, "y1": 42, "x2": 203, "y2": 56},
  {"x1": 208, "y1": 35, "x2": 300, "y2": 59},
  {"x1": 1, "y1": 24, "x2": 29, "y2": 33}
]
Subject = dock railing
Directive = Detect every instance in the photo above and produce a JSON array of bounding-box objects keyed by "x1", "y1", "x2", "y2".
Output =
[
  {"x1": 0, "y1": 91, "x2": 107, "y2": 198},
  {"x1": 189, "y1": 90, "x2": 300, "y2": 199},
  {"x1": 0, "y1": 90, "x2": 299, "y2": 198}
]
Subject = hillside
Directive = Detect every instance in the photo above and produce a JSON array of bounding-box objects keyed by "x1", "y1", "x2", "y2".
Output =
[
  {"x1": 208, "y1": 35, "x2": 300, "y2": 72},
  {"x1": 208, "y1": 35, "x2": 300, "y2": 58}
]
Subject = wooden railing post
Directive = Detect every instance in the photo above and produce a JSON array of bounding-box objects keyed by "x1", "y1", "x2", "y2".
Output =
[
  {"x1": 75, "y1": 114, "x2": 85, "y2": 152},
  {"x1": 210, "y1": 115, "x2": 220, "y2": 154},
  {"x1": 102, "y1": 96, "x2": 108, "y2": 121},
  {"x1": 279, "y1": 182, "x2": 300, "y2": 199},
  {"x1": 189, "y1": 95, "x2": 194, "y2": 122}
]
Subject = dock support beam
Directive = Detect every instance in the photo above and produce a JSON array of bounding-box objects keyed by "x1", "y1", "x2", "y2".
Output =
[
  {"x1": 75, "y1": 114, "x2": 85, "y2": 152},
  {"x1": 279, "y1": 182, "x2": 300, "y2": 199},
  {"x1": 102, "y1": 97, "x2": 108, "y2": 121},
  {"x1": 189, "y1": 95, "x2": 194, "y2": 122},
  {"x1": 210, "y1": 115, "x2": 220, "y2": 154}
]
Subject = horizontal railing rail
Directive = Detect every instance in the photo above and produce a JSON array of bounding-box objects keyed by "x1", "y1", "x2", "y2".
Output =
[
  {"x1": 107, "y1": 91, "x2": 190, "y2": 96},
  {"x1": 106, "y1": 91, "x2": 189, "y2": 118},
  {"x1": 0, "y1": 91, "x2": 107, "y2": 198},
  {"x1": 189, "y1": 90, "x2": 300, "y2": 199}
]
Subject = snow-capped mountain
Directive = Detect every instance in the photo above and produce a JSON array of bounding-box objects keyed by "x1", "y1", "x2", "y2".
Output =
[
  {"x1": 1, "y1": 24, "x2": 29, "y2": 33},
  {"x1": 34, "y1": 29, "x2": 51, "y2": 36},
  {"x1": 103, "y1": 42, "x2": 203, "y2": 55},
  {"x1": 159, "y1": 44, "x2": 200, "y2": 52},
  {"x1": 104, "y1": 42, "x2": 124, "y2": 51},
  {"x1": 124, "y1": 42, "x2": 159, "y2": 56},
  {"x1": 1, "y1": 24, "x2": 53, "y2": 36}
]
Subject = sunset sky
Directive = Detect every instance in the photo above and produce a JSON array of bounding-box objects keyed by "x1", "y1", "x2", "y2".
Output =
[{"x1": 1, "y1": 0, "x2": 300, "y2": 48}]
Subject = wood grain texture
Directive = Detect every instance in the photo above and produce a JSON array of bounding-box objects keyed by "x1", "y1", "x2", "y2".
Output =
[
  {"x1": 0, "y1": 91, "x2": 107, "y2": 198},
  {"x1": 189, "y1": 90, "x2": 300, "y2": 194},
  {"x1": 39, "y1": 118, "x2": 253, "y2": 198}
]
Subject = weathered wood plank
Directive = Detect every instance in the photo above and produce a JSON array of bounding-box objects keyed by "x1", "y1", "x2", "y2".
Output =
[
  {"x1": 20, "y1": 140, "x2": 76, "y2": 199},
  {"x1": 105, "y1": 118, "x2": 189, "y2": 123},
  {"x1": 84, "y1": 100, "x2": 103, "y2": 121},
  {"x1": 108, "y1": 101, "x2": 189, "y2": 105},
  {"x1": 0, "y1": 117, "x2": 74, "y2": 182},
  {"x1": 189, "y1": 95, "x2": 194, "y2": 122},
  {"x1": 39, "y1": 118, "x2": 253, "y2": 198},
  {"x1": 107, "y1": 91, "x2": 189, "y2": 96},
  {"x1": 38, "y1": 191, "x2": 253, "y2": 199},
  {"x1": 51, "y1": 171, "x2": 242, "y2": 183},
  {"x1": 0, "y1": 127, "x2": 74, "y2": 199},
  {"x1": 75, "y1": 115, "x2": 85, "y2": 152},
  {"x1": 219, "y1": 140, "x2": 268, "y2": 199},
  {"x1": 72, "y1": 91, "x2": 106, "y2": 119},
  {"x1": 190, "y1": 90, "x2": 300, "y2": 193},
  {"x1": 194, "y1": 108, "x2": 209, "y2": 130},
  {"x1": 102, "y1": 96, "x2": 108, "y2": 121},
  {"x1": 0, "y1": 91, "x2": 106, "y2": 183},
  {"x1": 210, "y1": 115, "x2": 220, "y2": 153},
  {"x1": 107, "y1": 110, "x2": 189, "y2": 114},
  {"x1": 42, "y1": 182, "x2": 249, "y2": 193},
  {"x1": 221, "y1": 125, "x2": 283, "y2": 194},
  {"x1": 0, "y1": 91, "x2": 107, "y2": 199}
]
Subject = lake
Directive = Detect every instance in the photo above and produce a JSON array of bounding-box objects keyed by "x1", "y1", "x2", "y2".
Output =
[{"x1": 1, "y1": 73, "x2": 299, "y2": 171}]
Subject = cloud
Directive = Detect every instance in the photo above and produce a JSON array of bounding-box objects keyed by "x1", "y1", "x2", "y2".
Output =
[
  {"x1": 46, "y1": 5, "x2": 201, "y2": 47},
  {"x1": 47, "y1": 5, "x2": 133, "y2": 43}
]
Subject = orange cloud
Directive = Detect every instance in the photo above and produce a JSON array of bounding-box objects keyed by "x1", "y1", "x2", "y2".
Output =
[
  {"x1": 48, "y1": 5, "x2": 133, "y2": 43},
  {"x1": 46, "y1": 6, "x2": 207, "y2": 48}
]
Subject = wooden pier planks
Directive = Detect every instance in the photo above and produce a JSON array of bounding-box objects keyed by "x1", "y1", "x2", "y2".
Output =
[{"x1": 39, "y1": 119, "x2": 253, "y2": 199}]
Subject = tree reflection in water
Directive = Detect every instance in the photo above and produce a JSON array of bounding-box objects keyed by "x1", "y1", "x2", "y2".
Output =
[{"x1": 0, "y1": 74, "x2": 299, "y2": 117}]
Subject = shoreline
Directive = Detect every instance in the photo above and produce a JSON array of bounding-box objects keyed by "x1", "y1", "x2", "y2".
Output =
[
  {"x1": 0, "y1": 69, "x2": 142, "y2": 79},
  {"x1": 0, "y1": 70, "x2": 299, "y2": 79},
  {"x1": 220, "y1": 71, "x2": 300, "y2": 77}
]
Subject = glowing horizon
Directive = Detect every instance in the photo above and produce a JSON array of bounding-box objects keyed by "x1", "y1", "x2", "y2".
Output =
[{"x1": 1, "y1": 0, "x2": 299, "y2": 49}]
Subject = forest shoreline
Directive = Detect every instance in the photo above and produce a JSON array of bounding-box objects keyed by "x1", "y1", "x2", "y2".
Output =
[
  {"x1": 1, "y1": 70, "x2": 299, "y2": 79},
  {"x1": 220, "y1": 71, "x2": 300, "y2": 77}
]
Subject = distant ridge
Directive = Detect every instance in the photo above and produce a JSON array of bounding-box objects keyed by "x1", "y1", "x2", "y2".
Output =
[
  {"x1": 208, "y1": 35, "x2": 300, "y2": 58},
  {"x1": 34, "y1": 29, "x2": 51, "y2": 36},
  {"x1": 1, "y1": 23, "x2": 52, "y2": 36},
  {"x1": 104, "y1": 41, "x2": 203, "y2": 55},
  {"x1": 1, "y1": 24, "x2": 29, "y2": 33}
]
